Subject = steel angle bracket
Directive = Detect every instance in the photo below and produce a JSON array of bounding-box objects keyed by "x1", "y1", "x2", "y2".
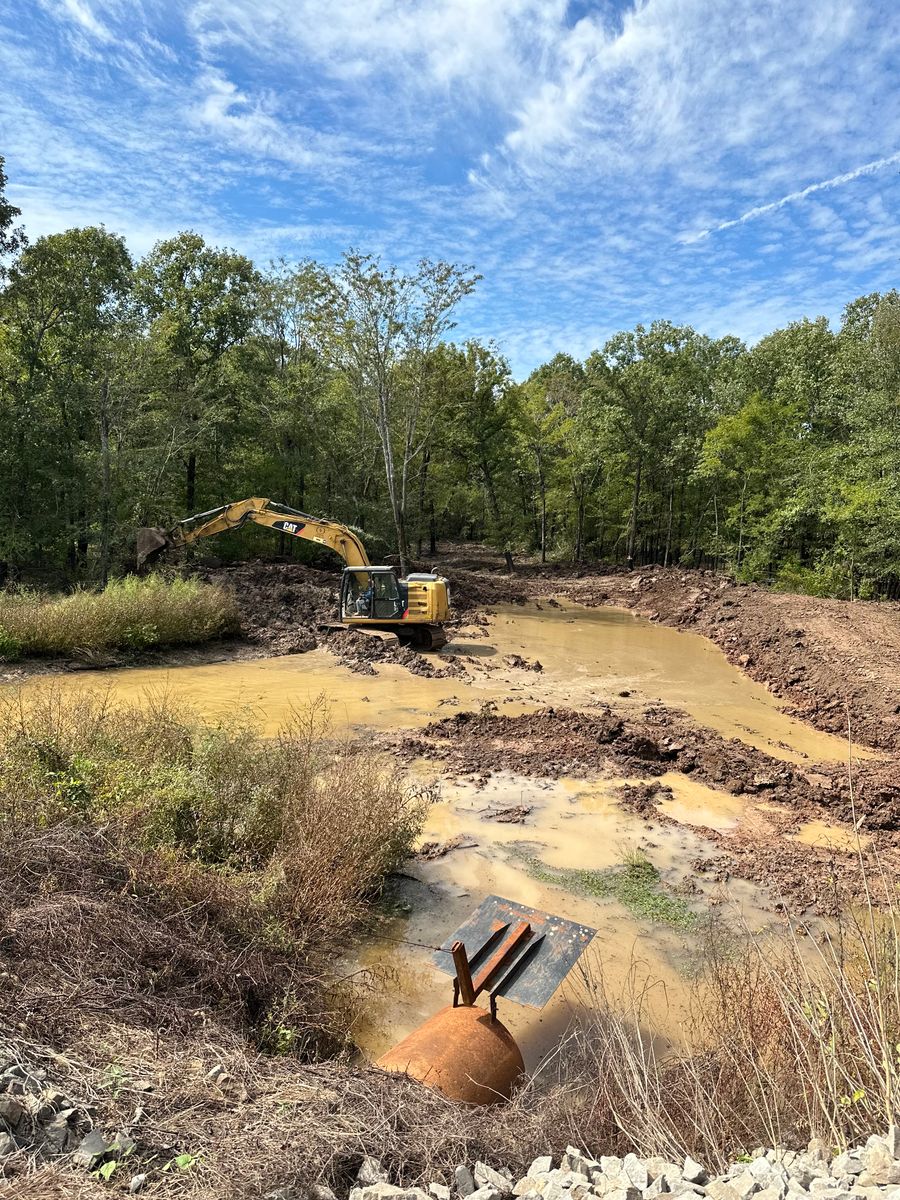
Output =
[{"x1": 434, "y1": 895, "x2": 595, "y2": 1010}]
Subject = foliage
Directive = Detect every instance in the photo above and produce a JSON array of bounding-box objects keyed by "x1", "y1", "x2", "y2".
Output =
[
  {"x1": 1, "y1": 155, "x2": 900, "y2": 596},
  {"x1": 0, "y1": 574, "x2": 239, "y2": 657},
  {"x1": 0, "y1": 689, "x2": 431, "y2": 950}
]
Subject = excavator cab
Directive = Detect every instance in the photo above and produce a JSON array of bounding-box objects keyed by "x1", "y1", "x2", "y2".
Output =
[{"x1": 341, "y1": 567, "x2": 404, "y2": 621}]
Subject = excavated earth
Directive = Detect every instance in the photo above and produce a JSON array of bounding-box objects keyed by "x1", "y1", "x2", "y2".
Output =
[
  {"x1": 390, "y1": 704, "x2": 900, "y2": 916},
  {"x1": 199, "y1": 549, "x2": 900, "y2": 757}
]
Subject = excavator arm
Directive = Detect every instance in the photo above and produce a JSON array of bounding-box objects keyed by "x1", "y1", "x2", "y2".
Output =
[{"x1": 137, "y1": 498, "x2": 371, "y2": 568}]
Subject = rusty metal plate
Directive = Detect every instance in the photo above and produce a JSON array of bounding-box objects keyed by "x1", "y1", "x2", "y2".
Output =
[{"x1": 434, "y1": 895, "x2": 596, "y2": 1009}]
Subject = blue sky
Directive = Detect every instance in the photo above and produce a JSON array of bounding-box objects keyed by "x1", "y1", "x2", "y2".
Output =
[{"x1": 2, "y1": 0, "x2": 900, "y2": 376}]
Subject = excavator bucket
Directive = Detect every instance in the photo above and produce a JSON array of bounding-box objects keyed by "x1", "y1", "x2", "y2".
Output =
[{"x1": 136, "y1": 526, "x2": 172, "y2": 569}]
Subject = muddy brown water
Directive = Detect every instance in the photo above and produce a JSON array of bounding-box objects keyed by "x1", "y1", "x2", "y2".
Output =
[{"x1": 8, "y1": 601, "x2": 862, "y2": 1069}]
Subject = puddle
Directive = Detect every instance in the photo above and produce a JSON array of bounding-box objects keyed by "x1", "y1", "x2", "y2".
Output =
[
  {"x1": 10, "y1": 600, "x2": 859, "y2": 764},
  {"x1": 790, "y1": 820, "x2": 871, "y2": 854},
  {"x1": 9, "y1": 650, "x2": 525, "y2": 737},
  {"x1": 347, "y1": 770, "x2": 776, "y2": 1070},
  {"x1": 480, "y1": 604, "x2": 858, "y2": 764}
]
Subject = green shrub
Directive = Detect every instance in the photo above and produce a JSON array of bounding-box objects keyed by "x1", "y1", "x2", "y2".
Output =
[
  {"x1": 0, "y1": 688, "x2": 431, "y2": 949},
  {"x1": 0, "y1": 574, "x2": 240, "y2": 659}
]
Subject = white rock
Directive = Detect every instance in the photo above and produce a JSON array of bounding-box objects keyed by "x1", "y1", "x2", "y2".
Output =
[
  {"x1": 359, "y1": 1158, "x2": 389, "y2": 1186},
  {"x1": 728, "y1": 1172, "x2": 761, "y2": 1200},
  {"x1": 456, "y1": 1168, "x2": 477, "y2": 1198},
  {"x1": 706, "y1": 1182, "x2": 742, "y2": 1200},
  {"x1": 644, "y1": 1178, "x2": 670, "y2": 1198},
  {"x1": 604, "y1": 1188, "x2": 642, "y2": 1200},
  {"x1": 682, "y1": 1160, "x2": 707, "y2": 1186},
  {"x1": 602, "y1": 1159, "x2": 625, "y2": 1180},
  {"x1": 475, "y1": 1164, "x2": 514, "y2": 1196},
  {"x1": 529, "y1": 1159, "x2": 554, "y2": 1178},
  {"x1": 623, "y1": 1156, "x2": 650, "y2": 1192},
  {"x1": 831, "y1": 1155, "x2": 863, "y2": 1178},
  {"x1": 468, "y1": 1187, "x2": 502, "y2": 1200},
  {"x1": 748, "y1": 1161, "x2": 772, "y2": 1183},
  {"x1": 431, "y1": 1187, "x2": 451, "y2": 1200},
  {"x1": 754, "y1": 1185, "x2": 786, "y2": 1200}
]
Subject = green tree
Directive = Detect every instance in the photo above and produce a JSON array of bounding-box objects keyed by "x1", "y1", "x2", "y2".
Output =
[
  {"x1": 0, "y1": 226, "x2": 132, "y2": 578},
  {"x1": 134, "y1": 232, "x2": 261, "y2": 513},
  {"x1": 319, "y1": 253, "x2": 478, "y2": 574}
]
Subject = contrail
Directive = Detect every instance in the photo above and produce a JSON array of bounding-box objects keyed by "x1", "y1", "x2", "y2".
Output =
[{"x1": 682, "y1": 150, "x2": 900, "y2": 244}]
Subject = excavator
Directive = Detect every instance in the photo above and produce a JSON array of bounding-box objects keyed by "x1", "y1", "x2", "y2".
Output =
[{"x1": 136, "y1": 497, "x2": 451, "y2": 650}]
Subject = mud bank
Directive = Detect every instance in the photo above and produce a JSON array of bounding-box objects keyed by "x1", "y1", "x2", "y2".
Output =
[
  {"x1": 446, "y1": 554, "x2": 900, "y2": 754},
  {"x1": 391, "y1": 705, "x2": 899, "y2": 915}
]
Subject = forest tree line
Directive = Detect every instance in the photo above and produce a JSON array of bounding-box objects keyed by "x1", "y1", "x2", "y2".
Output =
[{"x1": 1, "y1": 158, "x2": 899, "y2": 598}]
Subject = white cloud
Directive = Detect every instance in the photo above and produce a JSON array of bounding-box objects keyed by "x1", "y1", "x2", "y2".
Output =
[
  {"x1": 681, "y1": 151, "x2": 900, "y2": 244},
  {"x1": 5, "y1": 0, "x2": 900, "y2": 374}
]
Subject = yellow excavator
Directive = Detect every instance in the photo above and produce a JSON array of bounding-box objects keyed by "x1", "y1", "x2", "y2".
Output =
[{"x1": 137, "y1": 497, "x2": 450, "y2": 649}]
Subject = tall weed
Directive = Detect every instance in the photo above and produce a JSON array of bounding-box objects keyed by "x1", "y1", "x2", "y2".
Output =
[{"x1": 0, "y1": 574, "x2": 239, "y2": 658}]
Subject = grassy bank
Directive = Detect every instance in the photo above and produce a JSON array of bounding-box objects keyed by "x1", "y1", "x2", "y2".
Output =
[
  {"x1": 0, "y1": 690, "x2": 431, "y2": 1053},
  {"x1": 0, "y1": 574, "x2": 240, "y2": 659}
]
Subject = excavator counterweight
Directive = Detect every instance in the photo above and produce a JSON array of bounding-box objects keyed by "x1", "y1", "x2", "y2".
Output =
[{"x1": 136, "y1": 498, "x2": 450, "y2": 650}]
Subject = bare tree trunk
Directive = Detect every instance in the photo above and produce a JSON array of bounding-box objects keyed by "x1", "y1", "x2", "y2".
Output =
[
  {"x1": 416, "y1": 448, "x2": 430, "y2": 558},
  {"x1": 663, "y1": 486, "x2": 674, "y2": 568},
  {"x1": 99, "y1": 375, "x2": 111, "y2": 586},
  {"x1": 736, "y1": 479, "x2": 748, "y2": 570},
  {"x1": 626, "y1": 458, "x2": 643, "y2": 568}
]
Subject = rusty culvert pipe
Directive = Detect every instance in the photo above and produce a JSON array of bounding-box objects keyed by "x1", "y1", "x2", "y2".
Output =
[{"x1": 376, "y1": 1004, "x2": 525, "y2": 1105}]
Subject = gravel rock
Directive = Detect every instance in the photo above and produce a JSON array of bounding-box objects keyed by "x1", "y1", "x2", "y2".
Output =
[
  {"x1": 0, "y1": 1131, "x2": 16, "y2": 1157},
  {"x1": 456, "y1": 1167, "x2": 477, "y2": 1198},
  {"x1": 358, "y1": 1157, "x2": 389, "y2": 1185},
  {"x1": 683, "y1": 1160, "x2": 708, "y2": 1186},
  {"x1": 72, "y1": 1129, "x2": 109, "y2": 1169},
  {"x1": 529, "y1": 1159, "x2": 554, "y2": 1178},
  {"x1": 431, "y1": 1186, "x2": 452, "y2": 1200},
  {"x1": 475, "y1": 1163, "x2": 514, "y2": 1195},
  {"x1": 129, "y1": 1175, "x2": 148, "y2": 1195}
]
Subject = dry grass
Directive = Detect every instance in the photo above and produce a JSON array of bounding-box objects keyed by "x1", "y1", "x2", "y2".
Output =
[
  {"x1": 0, "y1": 574, "x2": 240, "y2": 659},
  {"x1": 0, "y1": 689, "x2": 432, "y2": 1043},
  {"x1": 0, "y1": 691, "x2": 449, "y2": 1196},
  {"x1": 526, "y1": 884, "x2": 900, "y2": 1170}
]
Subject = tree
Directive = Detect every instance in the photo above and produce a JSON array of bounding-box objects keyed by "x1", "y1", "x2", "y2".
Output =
[
  {"x1": 0, "y1": 226, "x2": 132, "y2": 578},
  {"x1": 134, "y1": 232, "x2": 260, "y2": 513},
  {"x1": 320, "y1": 253, "x2": 478, "y2": 575},
  {"x1": 0, "y1": 156, "x2": 26, "y2": 274}
]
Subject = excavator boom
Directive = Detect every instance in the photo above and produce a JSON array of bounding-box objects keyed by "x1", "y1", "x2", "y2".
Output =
[
  {"x1": 136, "y1": 497, "x2": 450, "y2": 649},
  {"x1": 138, "y1": 498, "x2": 370, "y2": 569}
]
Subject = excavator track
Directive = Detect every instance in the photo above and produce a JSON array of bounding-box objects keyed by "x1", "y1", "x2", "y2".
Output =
[{"x1": 403, "y1": 624, "x2": 447, "y2": 651}]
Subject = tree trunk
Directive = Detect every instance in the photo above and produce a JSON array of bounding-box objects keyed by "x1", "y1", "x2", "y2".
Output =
[
  {"x1": 186, "y1": 451, "x2": 197, "y2": 511},
  {"x1": 539, "y1": 467, "x2": 547, "y2": 564},
  {"x1": 99, "y1": 375, "x2": 111, "y2": 587},
  {"x1": 416, "y1": 448, "x2": 430, "y2": 558},
  {"x1": 736, "y1": 479, "x2": 748, "y2": 569},
  {"x1": 429, "y1": 497, "x2": 437, "y2": 557},
  {"x1": 663, "y1": 486, "x2": 674, "y2": 568},
  {"x1": 626, "y1": 458, "x2": 643, "y2": 567}
]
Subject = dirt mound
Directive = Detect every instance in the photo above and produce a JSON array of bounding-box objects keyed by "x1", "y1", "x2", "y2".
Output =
[
  {"x1": 198, "y1": 559, "x2": 338, "y2": 650},
  {"x1": 195, "y1": 561, "x2": 467, "y2": 679},
  {"x1": 398, "y1": 705, "x2": 900, "y2": 830}
]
